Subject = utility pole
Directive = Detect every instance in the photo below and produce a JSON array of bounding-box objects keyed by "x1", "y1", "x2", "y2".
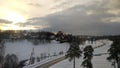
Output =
[
  {"x1": 73, "y1": 57, "x2": 75, "y2": 68},
  {"x1": 29, "y1": 48, "x2": 35, "y2": 64},
  {"x1": 118, "y1": 60, "x2": 120, "y2": 68}
]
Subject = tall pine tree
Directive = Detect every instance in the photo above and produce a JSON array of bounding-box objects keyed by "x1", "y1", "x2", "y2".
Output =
[
  {"x1": 107, "y1": 40, "x2": 120, "y2": 68},
  {"x1": 81, "y1": 45, "x2": 94, "y2": 68},
  {"x1": 65, "y1": 36, "x2": 82, "y2": 68}
]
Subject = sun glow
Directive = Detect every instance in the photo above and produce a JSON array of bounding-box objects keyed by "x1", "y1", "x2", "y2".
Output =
[
  {"x1": 0, "y1": 10, "x2": 31, "y2": 30},
  {"x1": 5, "y1": 11, "x2": 26, "y2": 24},
  {"x1": 0, "y1": 24, "x2": 37, "y2": 30}
]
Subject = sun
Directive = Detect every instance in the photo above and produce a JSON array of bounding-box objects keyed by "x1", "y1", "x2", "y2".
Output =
[
  {"x1": 0, "y1": 10, "x2": 39, "y2": 30},
  {"x1": 6, "y1": 11, "x2": 26, "y2": 24},
  {"x1": 0, "y1": 10, "x2": 29, "y2": 30}
]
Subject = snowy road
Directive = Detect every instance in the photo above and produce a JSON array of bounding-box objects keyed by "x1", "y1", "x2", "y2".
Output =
[
  {"x1": 36, "y1": 56, "x2": 65, "y2": 68},
  {"x1": 32, "y1": 40, "x2": 111, "y2": 68},
  {"x1": 50, "y1": 40, "x2": 113, "y2": 68}
]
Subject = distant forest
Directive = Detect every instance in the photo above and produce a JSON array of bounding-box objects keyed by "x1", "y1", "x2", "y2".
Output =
[{"x1": 0, "y1": 30, "x2": 120, "y2": 42}]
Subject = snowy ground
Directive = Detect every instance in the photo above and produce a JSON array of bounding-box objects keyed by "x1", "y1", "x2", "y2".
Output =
[
  {"x1": 4, "y1": 39, "x2": 107, "y2": 68},
  {"x1": 23, "y1": 54, "x2": 65, "y2": 68},
  {"x1": 50, "y1": 40, "x2": 113, "y2": 68},
  {"x1": 4, "y1": 40, "x2": 69, "y2": 61},
  {"x1": 5, "y1": 40, "x2": 102, "y2": 61}
]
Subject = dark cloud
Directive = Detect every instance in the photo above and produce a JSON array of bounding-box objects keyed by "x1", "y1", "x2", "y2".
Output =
[
  {"x1": 28, "y1": 0, "x2": 120, "y2": 35},
  {"x1": 0, "y1": 19, "x2": 12, "y2": 24}
]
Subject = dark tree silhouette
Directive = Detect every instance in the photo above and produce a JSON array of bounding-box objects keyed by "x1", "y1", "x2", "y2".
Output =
[
  {"x1": 38, "y1": 31, "x2": 55, "y2": 43},
  {"x1": 0, "y1": 40, "x2": 5, "y2": 68},
  {"x1": 81, "y1": 45, "x2": 94, "y2": 68},
  {"x1": 65, "y1": 36, "x2": 82, "y2": 68},
  {"x1": 3, "y1": 54, "x2": 19, "y2": 68},
  {"x1": 107, "y1": 40, "x2": 120, "y2": 68}
]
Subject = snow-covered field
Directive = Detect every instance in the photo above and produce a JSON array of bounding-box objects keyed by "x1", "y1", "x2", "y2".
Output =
[
  {"x1": 5, "y1": 40, "x2": 103, "y2": 61},
  {"x1": 50, "y1": 40, "x2": 113, "y2": 68},
  {"x1": 4, "y1": 39, "x2": 109, "y2": 68},
  {"x1": 23, "y1": 54, "x2": 65, "y2": 68},
  {"x1": 4, "y1": 40, "x2": 69, "y2": 61}
]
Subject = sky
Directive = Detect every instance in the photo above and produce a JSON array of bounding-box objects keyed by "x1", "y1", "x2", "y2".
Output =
[{"x1": 0, "y1": 0, "x2": 120, "y2": 35}]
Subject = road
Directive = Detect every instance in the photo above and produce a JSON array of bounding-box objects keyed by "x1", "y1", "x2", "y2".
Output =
[
  {"x1": 36, "y1": 56, "x2": 65, "y2": 68},
  {"x1": 36, "y1": 41, "x2": 107, "y2": 68}
]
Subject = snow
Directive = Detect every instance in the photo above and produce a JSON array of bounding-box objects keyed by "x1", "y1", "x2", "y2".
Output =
[
  {"x1": 50, "y1": 40, "x2": 113, "y2": 68},
  {"x1": 4, "y1": 39, "x2": 111, "y2": 68},
  {"x1": 23, "y1": 54, "x2": 65, "y2": 68},
  {"x1": 4, "y1": 40, "x2": 69, "y2": 61}
]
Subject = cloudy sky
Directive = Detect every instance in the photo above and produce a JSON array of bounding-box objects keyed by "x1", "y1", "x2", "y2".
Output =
[{"x1": 0, "y1": 0, "x2": 120, "y2": 35}]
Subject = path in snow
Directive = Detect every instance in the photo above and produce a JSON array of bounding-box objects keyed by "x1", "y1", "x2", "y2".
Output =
[
  {"x1": 50, "y1": 40, "x2": 113, "y2": 68},
  {"x1": 4, "y1": 39, "x2": 106, "y2": 68},
  {"x1": 34, "y1": 40, "x2": 109, "y2": 68},
  {"x1": 36, "y1": 56, "x2": 65, "y2": 68}
]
